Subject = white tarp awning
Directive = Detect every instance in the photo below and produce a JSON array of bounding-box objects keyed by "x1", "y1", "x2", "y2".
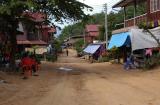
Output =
[
  {"x1": 83, "y1": 44, "x2": 101, "y2": 54},
  {"x1": 130, "y1": 27, "x2": 160, "y2": 51}
]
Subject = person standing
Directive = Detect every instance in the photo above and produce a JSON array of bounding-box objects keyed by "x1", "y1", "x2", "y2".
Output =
[{"x1": 20, "y1": 53, "x2": 33, "y2": 79}]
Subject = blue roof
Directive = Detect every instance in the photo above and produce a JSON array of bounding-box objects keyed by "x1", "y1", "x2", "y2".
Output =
[
  {"x1": 108, "y1": 32, "x2": 130, "y2": 49},
  {"x1": 83, "y1": 44, "x2": 101, "y2": 54}
]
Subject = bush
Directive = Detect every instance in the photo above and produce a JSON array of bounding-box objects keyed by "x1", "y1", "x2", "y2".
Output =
[
  {"x1": 98, "y1": 56, "x2": 110, "y2": 62},
  {"x1": 143, "y1": 54, "x2": 160, "y2": 69},
  {"x1": 76, "y1": 47, "x2": 83, "y2": 53},
  {"x1": 109, "y1": 46, "x2": 120, "y2": 59},
  {"x1": 35, "y1": 54, "x2": 43, "y2": 64},
  {"x1": 46, "y1": 54, "x2": 57, "y2": 62},
  {"x1": 74, "y1": 39, "x2": 84, "y2": 53},
  {"x1": 15, "y1": 53, "x2": 21, "y2": 59},
  {"x1": 53, "y1": 40, "x2": 62, "y2": 53}
]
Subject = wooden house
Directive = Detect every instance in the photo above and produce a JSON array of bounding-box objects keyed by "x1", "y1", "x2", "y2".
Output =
[
  {"x1": 113, "y1": 0, "x2": 160, "y2": 29},
  {"x1": 0, "y1": 12, "x2": 56, "y2": 60},
  {"x1": 85, "y1": 25, "x2": 100, "y2": 43},
  {"x1": 16, "y1": 12, "x2": 56, "y2": 51},
  {"x1": 109, "y1": 0, "x2": 160, "y2": 63}
]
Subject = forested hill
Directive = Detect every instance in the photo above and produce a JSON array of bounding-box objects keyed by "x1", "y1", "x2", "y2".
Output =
[{"x1": 59, "y1": 3, "x2": 146, "y2": 41}]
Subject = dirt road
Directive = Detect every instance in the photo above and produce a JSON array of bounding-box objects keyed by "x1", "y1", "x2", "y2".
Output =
[{"x1": 1, "y1": 49, "x2": 160, "y2": 105}]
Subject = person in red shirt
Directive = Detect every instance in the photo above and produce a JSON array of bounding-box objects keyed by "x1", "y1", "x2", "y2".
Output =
[
  {"x1": 21, "y1": 57, "x2": 33, "y2": 66},
  {"x1": 20, "y1": 53, "x2": 33, "y2": 79}
]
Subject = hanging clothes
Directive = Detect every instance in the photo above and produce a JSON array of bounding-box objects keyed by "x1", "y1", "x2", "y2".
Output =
[{"x1": 145, "y1": 48, "x2": 153, "y2": 56}]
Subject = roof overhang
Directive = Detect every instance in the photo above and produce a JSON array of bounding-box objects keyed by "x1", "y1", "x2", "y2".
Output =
[
  {"x1": 112, "y1": 26, "x2": 138, "y2": 34},
  {"x1": 113, "y1": 0, "x2": 133, "y2": 8},
  {"x1": 112, "y1": 0, "x2": 146, "y2": 8},
  {"x1": 17, "y1": 40, "x2": 47, "y2": 45}
]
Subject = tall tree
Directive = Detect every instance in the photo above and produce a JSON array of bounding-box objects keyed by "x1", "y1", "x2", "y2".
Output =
[{"x1": 0, "y1": 0, "x2": 91, "y2": 71}]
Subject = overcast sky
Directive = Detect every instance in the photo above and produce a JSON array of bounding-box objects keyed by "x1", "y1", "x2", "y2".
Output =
[{"x1": 78, "y1": 0, "x2": 120, "y2": 14}]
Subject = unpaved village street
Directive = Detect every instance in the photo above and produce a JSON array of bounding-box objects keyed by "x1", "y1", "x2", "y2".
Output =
[{"x1": 1, "y1": 49, "x2": 160, "y2": 105}]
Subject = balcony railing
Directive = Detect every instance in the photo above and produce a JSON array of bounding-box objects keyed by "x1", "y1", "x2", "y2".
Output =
[{"x1": 125, "y1": 13, "x2": 147, "y2": 27}]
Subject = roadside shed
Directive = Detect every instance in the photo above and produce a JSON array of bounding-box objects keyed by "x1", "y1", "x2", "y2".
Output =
[
  {"x1": 108, "y1": 27, "x2": 160, "y2": 63},
  {"x1": 83, "y1": 43, "x2": 105, "y2": 60},
  {"x1": 109, "y1": 27, "x2": 160, "y2": 51}
]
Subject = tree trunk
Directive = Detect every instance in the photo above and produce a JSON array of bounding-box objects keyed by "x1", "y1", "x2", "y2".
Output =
[{"x1": 9, "y1": 23, "x2": 17, "y2": 72}]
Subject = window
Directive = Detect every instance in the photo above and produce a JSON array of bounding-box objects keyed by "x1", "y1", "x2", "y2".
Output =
[{"x1": 150, "y1": 0, "x2": 160, "y2": 12}]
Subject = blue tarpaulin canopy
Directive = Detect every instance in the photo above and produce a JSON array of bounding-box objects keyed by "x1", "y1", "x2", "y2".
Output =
[
  {"x1": 108, "y1": 32, "x2": 130, "y2": 49},
  {"x1": 83, "y1": 44, "x2": 101, "y2": 54}
]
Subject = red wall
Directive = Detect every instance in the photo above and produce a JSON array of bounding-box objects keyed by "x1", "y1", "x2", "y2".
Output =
[
  {"x1": 148, "y1": 11, "x2": 160, "y2": 21},
  {"x1": 147, "y1": 0, "x2": 160, "y2": 21}
]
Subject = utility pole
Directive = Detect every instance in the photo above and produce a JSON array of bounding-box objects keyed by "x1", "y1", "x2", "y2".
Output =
[
  {"x1": 83, "y1": 29, "x2": 85, "y2": 46},
  {"x1": 83, "y1": 0, "x2": 86, "y2": 46},
  {"x1": 104, "y1": 3, "x2": 108, "y2": 49}
]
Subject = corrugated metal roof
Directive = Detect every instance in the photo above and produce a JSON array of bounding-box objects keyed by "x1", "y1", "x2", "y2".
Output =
[
  {"x1": 89, "y1": 32, "x2": 99, "y2": 36},
  {"x1": 83, "y1": 44, "x2": 101, "y2": 54},
  {"x1": 86, "y1": 25, "x2": 99, "y2": 32},
  {"x1": 23, "y1": 12, "x2": 46, "y2": 22}
]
